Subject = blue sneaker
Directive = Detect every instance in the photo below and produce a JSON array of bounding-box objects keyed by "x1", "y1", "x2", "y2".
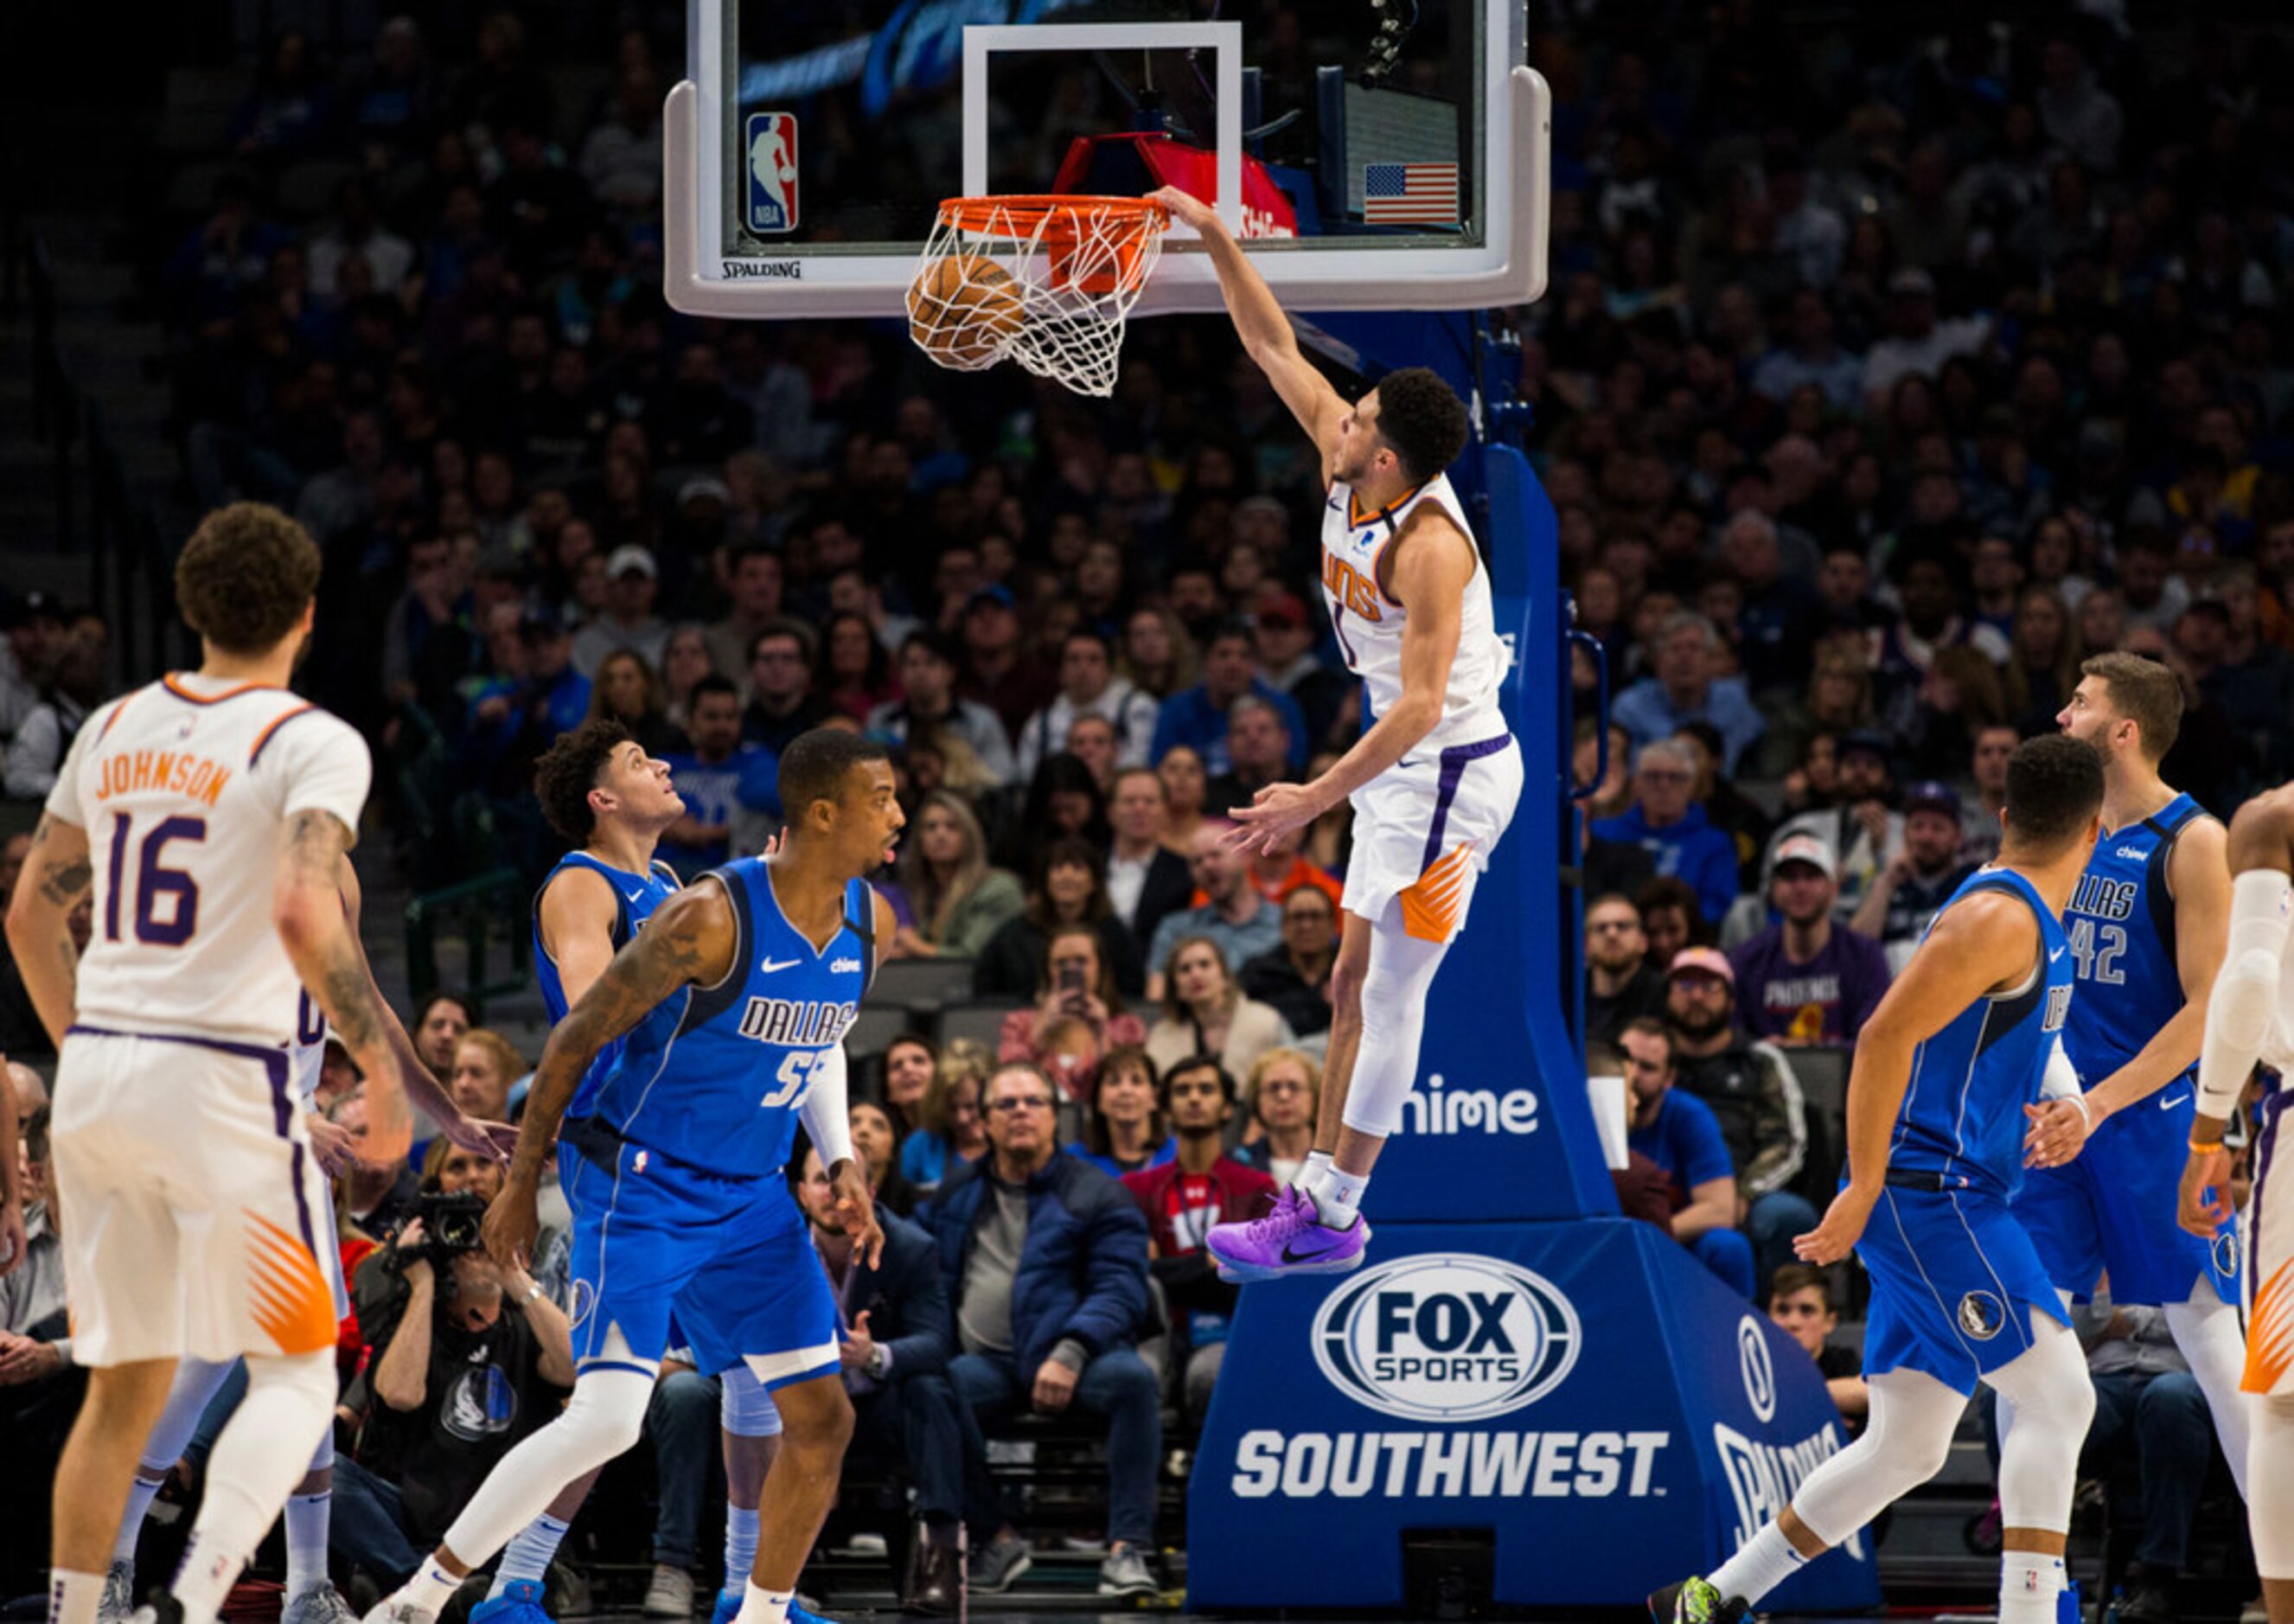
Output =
[
  {"x1": 469, "y1": 1582, "x2": 555, "y2": 1624},
  {"x1": 709, "y1": 1596, "x2": 834, "y2": 1624}
]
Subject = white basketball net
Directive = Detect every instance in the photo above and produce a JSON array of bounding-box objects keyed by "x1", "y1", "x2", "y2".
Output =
[{"x1": 907, "y1": 196, "x2": 1167, "y2": 399}]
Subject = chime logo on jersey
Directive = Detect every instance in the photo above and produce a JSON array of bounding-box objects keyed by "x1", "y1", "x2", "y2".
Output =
[{"x1": 1313, "y1": 1254, "x2": 1580, "y2": 1423}]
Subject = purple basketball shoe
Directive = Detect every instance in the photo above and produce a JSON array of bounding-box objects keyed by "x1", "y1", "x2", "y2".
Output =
[{"x1": 1205, "y1": 1186, "x2": 1371, "y2": 1282}]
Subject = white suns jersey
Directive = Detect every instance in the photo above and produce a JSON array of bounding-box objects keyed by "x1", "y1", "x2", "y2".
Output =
[
  {"x1": 1320, "y1": 473, "x2": 1509, "y2": 751},
  {"x1": 47, "y1": 673, "x2": 372, "y2": 1052}
]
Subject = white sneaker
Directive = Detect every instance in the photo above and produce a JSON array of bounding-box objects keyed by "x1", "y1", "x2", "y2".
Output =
[
  {"x1": 360, "y1": 1598, "x2": 438, "y2": 1624},
  {"x1": 641, "y1": 1567, "x2": 694, "y2": 1619}
]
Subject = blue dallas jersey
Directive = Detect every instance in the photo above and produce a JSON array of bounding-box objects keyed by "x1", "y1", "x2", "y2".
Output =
[
  {"x1": 534, "y1": 851, "x2": 682, "y2": 1122},
  {"x1": 2060, "y1": 793, "x2": 2201, "y2": 1090},
  {"x1": 586, "y1": 856, "x2": 874, "y2": 1180},
  {"x1": 1886, "y1": 867, "x2": 2074, "y2": 1200}
]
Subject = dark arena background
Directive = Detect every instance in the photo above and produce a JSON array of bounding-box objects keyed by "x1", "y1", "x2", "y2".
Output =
[{"x1": 3, "y1": 0, "x2": 2292, "y2": 1621}]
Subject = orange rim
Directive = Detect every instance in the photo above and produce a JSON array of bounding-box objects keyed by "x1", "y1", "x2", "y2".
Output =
[{"x1": 938, "y1": 195, "x2": 1169, "y2": 245}]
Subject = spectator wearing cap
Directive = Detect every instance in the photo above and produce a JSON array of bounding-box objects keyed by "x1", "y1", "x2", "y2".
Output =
[
  {"x1": 1591, "y1": 738, "x2": 1740, "y2": 924},
  {"x1": 1612, "y1": 612, "x2": 1764, "y2": 774},
  {"x1": 1014, "y1": 629, "x2": 1160, "y2": 781},
  {"x1": 1658, "y1": 950, "x2": 1819, "y2": 1295},
  {"x1": 572, "y1": 545, "x2": 672, "y2": 679},
  {"x1": 1728, "y1": 834, "x2": 1891, "y2": 1047},
  {"x1": 1620, "y1": 1018, "x2": 1757, "y2": 1299},
  {"x1": 1253, "y1": 593, "x2": 1350, "y2": 749},
  {"x1": 706, "y1": 542, "x2": 788, "y2": 683},
  {"x1": 961, "y1": 585, "x2": 1056, "y2": 742},
  {"x1": 1584, "y1": 892, "x2": 1665, "y2": 1047},
  {"x1": 741, "y1": 621, "x2": 828, "y2": 758},
  {"x1": 1860, "y1": 267, "x2": 1993, "y2": 404},
  {"x1": 869, "y1": 632, "x2": 1017, "y2": 787},
  {"x1": 1149, "y1": 622, "x2": 1307, "y2": 777},
  {"x1": 1763, "y1": 729, "x2": 1904, "y2": 924},
  {"x1": 0, "y1": 593, "x2": 64, "y2": 746},
  {"x1": 1850, "y1": 781, "x2": 1978, "y2": 974}
]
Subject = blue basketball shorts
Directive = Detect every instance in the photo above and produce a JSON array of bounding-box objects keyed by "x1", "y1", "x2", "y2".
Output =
[
  {"x1": 674, "y1": 1177, "x2": 840, "y2": 1390},
  {"x1": 2015, "y1": 1083, "x2": 2240, "y2": 1308},
  {"x1": 1856, "y1": 1180, "x2": 2072, "y2": 1396}
]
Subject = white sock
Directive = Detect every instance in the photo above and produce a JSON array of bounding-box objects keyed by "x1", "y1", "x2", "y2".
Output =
[
  {"x1": 170, "y1": 1352, "x2": 337, "y2": 1624},
  {"x1": 115, "y1": 1475, "x2": 165, "y2": 1565},
  {"x1": 1997, "y1": 1550, "x2": 2066, "y2": 1622},
  {"x1": 1705, "y1": 1521, "x2": 1805, "y2": 1607},
  {"x1": 732, "y1": 1582, "x2": 792, "y2": 1624},
  {"x1": 1307, "y1": 1162, "x2": 1368, "y2": 1228},
  {"x1": 723, "y1": 1507, "x2": 759, "y2": 1589},
  {"x1": 490, "y1": 1514, "x2": 571, "y2": 1598},
  {"x1": 49, "y1": 1569, "x2": 102, "y2": 1624},
  {"x1": 1298, "y1": 1149, "x2": 1332, "y2": 1191},
  {"x1": 398, "y1": 1559, "x2": 464, "y2": 1618},
  {"x1": 284, "y1": 1492, "x2": 330, "y2": 1599}
]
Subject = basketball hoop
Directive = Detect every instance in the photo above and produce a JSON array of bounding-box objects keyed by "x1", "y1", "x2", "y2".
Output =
[{"x1": 906, "y1": 195, "x2": 1169, "y2": 398}]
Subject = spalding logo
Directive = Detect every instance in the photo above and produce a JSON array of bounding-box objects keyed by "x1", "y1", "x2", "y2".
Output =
[
  {"x1": 1313, "y1": 1254, "x2": 1581, "y2": 1423},
  {"x1": 1737, "y1": 1314, "x2": 1777, "y2": 1424}
]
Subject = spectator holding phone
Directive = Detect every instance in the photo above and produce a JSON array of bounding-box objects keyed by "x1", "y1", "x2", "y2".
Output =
[{"x1": 999, "y1": 924, "x2": 1147, "y2": 1109}]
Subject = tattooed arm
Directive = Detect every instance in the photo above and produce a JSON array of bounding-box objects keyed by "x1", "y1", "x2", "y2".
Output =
[
  {"x1": 3, "y1": 815, "x2": 93, "y2": 1048},
  {"x1": 275, "y1": 809, "x2": 411, "y2": 1161},
  {"x1": 483, "y1": 879, "x2": 737, "y2": 1269}
]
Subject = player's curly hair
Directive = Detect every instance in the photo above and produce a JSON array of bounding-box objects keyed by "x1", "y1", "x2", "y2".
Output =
[
  {"x1": 2004, "y1": 733, "x2": 2105, "y2": 853},
  {"x1": 534, "y1": 719, "x2": 633, "y2": 845},
  {"x1": 1372, "y1": 367, "x2": 1471, "y2": 485},
  {"x1": 175, "y1": 502, "x2": 322, "y2": 655}
]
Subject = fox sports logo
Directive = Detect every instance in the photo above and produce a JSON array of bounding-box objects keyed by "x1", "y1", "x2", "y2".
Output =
[{"x1": 1313, "y1": 1255, "x2": 1581, "y2": 1423}]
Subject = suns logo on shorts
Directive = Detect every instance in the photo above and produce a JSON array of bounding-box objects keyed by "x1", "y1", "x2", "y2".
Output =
[{"x1": 1957, "y1": 1290, "x2": 2005, "y2": 1341}]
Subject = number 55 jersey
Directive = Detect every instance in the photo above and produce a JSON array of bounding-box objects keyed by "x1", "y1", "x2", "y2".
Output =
[{"x1": 558, "y1": 857, "x2": 872, "y2": 1382}]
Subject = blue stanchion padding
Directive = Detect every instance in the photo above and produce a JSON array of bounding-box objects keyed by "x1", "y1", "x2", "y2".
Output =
[{"x1": 1185, "y1": 1220, "x2": 1882, "y2": 1612}]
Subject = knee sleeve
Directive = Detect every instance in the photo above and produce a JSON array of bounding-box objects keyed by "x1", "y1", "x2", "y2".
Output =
[
  {"x1": 721, "y1": 1363, "x2": 783, "y2": 1438},
  {"x1": 140, "y1": 1356, "x2": 239, "y2": 1475},
  {"x1": 1791, "y1": 1367, "x2": 1966, "y2": 1547},
  {"x1": 2252, "y1": 1395, "x2": 2294, "y2": 1578},
  {"x1": 1340, "y1": 910, "x2": 1454, "y2": 1138},
  {"x1": 563, "y1": 1365, "x2": 655, "y2": 1460},
  {"x1": 1988, "y1": 1316, "x2": 2096, "y2": 1534}
]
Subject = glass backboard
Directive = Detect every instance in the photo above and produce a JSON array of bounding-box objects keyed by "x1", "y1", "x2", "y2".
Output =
[{"x1": 663, "y1": 0, "x2": 1547, "y2": 319}]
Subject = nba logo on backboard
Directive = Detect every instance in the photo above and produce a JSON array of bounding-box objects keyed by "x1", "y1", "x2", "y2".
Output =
[{"x1": 745, "y1": 112, "x2": 798, "y2": 234}]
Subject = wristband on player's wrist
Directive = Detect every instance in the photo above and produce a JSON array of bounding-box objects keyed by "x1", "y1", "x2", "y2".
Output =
[{"x1": 2189, "y1": 1136, "x2": 2227, "y2": 1154}]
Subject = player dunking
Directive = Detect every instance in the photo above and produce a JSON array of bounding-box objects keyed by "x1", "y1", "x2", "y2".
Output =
[
  {"x1": 1650, "y1": 736, "x2": 2105, "y2": 1624},
  {"x1": 467, "y1": 719, "x2": 784, "y2": 1624},
  {"x1": 2182, "y1": 782, "x2": 2294, "y2": 1624},
  {"x1": 362, "y1": 729, "x2": 898, "y2": 1624},
  {"x1": 1146, "y1": 187, "x2": 1524, "y2": 1281},
  {"x1": 2016, "y1": 652, "x2": 2252, "y2": 1492},
  {"x1": 3, "y1": 503, "x2": 416, "y2": 1624}
]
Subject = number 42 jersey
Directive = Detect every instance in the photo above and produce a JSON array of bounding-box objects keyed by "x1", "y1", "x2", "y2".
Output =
[
  {"x1": 48, "y1": 674, "x2": 371, "y2": 1051},
  {"x1": 586, "y1": 856, "x2": 873, "y2": 1180},
  {"x1": 2060, "y1": 793, "x2": 2204, "y2": 1090}
]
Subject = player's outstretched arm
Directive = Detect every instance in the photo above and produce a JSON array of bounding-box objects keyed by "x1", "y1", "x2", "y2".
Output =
[
  {"x1": 1147, "y1": 186, "x2": 1347, "y2": 467},
  {"x1": 3, "y1": 814, "x2": 90, "y2": 1049},
  {"x1": 1797, "y1": 893, "x2": 2038, "y2": 1265},
  {"x1": 276, "y1": 809, "x2": 411, "y2": 1160},
  {"x1": 1231, "y1": 510, "x2": 1472, "y2": 854}
]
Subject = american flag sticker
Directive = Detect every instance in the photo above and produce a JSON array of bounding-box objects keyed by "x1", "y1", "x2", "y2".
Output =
[{"x1": 1364, "y1": 162, "x2": 1460, "y2": 225}]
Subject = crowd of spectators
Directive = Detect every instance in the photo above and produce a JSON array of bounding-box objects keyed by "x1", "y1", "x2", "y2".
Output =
[{"x1": 3, "y1": 0, "x2": 2291, "y2": 1609}]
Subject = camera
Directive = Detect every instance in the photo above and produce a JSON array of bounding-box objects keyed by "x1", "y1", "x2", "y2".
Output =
[{"x1": 402, "y1": 1191, "x2": 489, "y2": 1263}]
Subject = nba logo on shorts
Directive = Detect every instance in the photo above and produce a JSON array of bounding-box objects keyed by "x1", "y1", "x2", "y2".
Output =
[{"x1": 745, "y1": 112, "x2": 799, "y2": 234}]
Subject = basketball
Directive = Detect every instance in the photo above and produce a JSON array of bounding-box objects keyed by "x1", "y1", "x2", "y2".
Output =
[{"x1": 906, "y1": 253, "x2": 1025, "y2": 368}]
